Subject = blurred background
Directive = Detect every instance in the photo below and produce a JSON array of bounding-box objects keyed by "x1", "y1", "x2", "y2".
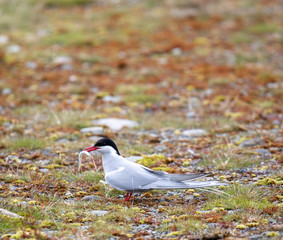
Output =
[
  {"x1": 0, "y1": 1, "x2": 282, "y2": 239},
  {"x1": 0, "y1": 0, "x2": 282, "y2": 155}
]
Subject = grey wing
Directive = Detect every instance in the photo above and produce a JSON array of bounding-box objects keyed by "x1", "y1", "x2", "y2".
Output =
[
  {"x1": 105, "y1": 162, "x2": 160, "y2": 192},
  {"x1": 140, "y1": 165, "x2": 211, "y2": 182}
]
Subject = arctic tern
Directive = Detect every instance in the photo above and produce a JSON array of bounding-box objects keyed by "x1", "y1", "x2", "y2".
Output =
[{"x1": 83, "y1": 138, "x2": 225, "y2": 201}]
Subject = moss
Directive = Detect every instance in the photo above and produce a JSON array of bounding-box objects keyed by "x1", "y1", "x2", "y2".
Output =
[
  {"x1": 266, "y1": 232, "x2": 280, "y2": 237},
  {"x1": 137, "y1": 154, "x2": 166, "y2": 167},
  {"x1": 255, "y1": 177, "x2": 278, "y2": 186},
  {"x1": 236, "y1": 224, "x2": 247, "y2": 229},
  {"x1": 43, "y1": 0, "x2": 93, "y2": 7},
  {"x1": 7, "y1": 137, "x2": 47, "y2": 150}
]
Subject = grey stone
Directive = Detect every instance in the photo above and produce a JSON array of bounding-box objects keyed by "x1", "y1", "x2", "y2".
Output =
[
  {"x1": 154, "y1": 145, "x2": 166, "y2": 152},
  {"x1": 87, "y1": 210, "x2": 108, "y2": 216},
  {"x1": 255, "y1": 149, "x2": 272, "y2": 157},
  {"x1": 0, "y1": 208, "x2": 23, "y2": 218},
  {"x1": 102, "y1": 95, "x2": 122, "y2": 103},
  {"x1": 81, "y1": 195, "x2": 100, "y2": 201},
  {"x1": 182, "y1": 129, "x2": 208, "y2": 137},
  {"x1": 239, "y1": 138, "x2": 266, "y2": 148},
  {"x1": 53, "y1": 56, "x2": 72, "y2": 65},
  {"x1": 80, "y1": 127, "x2": 104, "y2": 135},
  {"x1": 92, "y1": 118, "x2": 138, "y2": 131},
  {"x1": 184, "y1": 195, "x2": 194, "y2": 201},
  {"x1": 2, "y1": 88, "x2": 12, "y2": 95},
  {"x1": 7, "y1": 45, "x2": 21, "y2": 53}
]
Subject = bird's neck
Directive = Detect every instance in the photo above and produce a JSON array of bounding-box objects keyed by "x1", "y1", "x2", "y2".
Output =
[{"x1": 101, "y1": 152, "x2": 123, "y2": 174}]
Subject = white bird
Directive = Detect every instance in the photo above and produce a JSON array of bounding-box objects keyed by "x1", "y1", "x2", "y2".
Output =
[{"x1": 83, "y1": 138, "x2": 226, "y2": 201}]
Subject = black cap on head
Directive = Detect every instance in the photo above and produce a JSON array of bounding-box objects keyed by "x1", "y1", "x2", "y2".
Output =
[{"x1": 94, "y1": 138, "x2": 120, "y2": 155}]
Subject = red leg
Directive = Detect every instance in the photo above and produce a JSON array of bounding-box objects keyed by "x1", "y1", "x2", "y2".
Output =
[{"x1": 125, "y1": 193, "x2": 132, "y2": 201}]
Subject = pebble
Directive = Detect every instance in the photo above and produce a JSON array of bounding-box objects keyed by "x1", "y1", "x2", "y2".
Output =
[
  {"x1": 92, "y1": 118, "x2": 138, "y2": 131},
  {"x1": 2, "y1": 88, "x2": 12, "y2": 95},
  {"x1": 0, "y1": 35, "x2": 8, "y2": 44},
  {"x1": 182, "y1": 129, "x2": 208, "y2": 137},
  {"x1": 57, "y1": 138, "x2": 70, "y2": 143},
  {"x1": 184, "y1": 195, "x2": 194, "y2": 201},
  {"x1": 255, "y1": 149, "x2": 272, "y2": 157},
  {"x1": 25, "y1": 61, "x2": 37, "y2": 69},
  {"x1": 87, "y1": 210, "x2": 108, "y2": 216},
  {"x1": 102, "y1": 95, "x2": 122, "y2": 103},
  {"x1": 0, "y1": 208, "x2": 23, "y2": 218},
  {"x1": 81, "y1": 195, "x2": 101, "y2": 201},
  {"x1": 154, "y1": 145, "x2": 166, "y2": 152},
  {"x1": 7, "y1": 45, "x2": 21, "y2": 53},
  {"x1": 239, "y1": 138, "x2": 266, "y2": 148},
  {"x1": 53, "y1": 56, "x2": 72, "y2": 65},
  {"x1": 80, "y1": 127, "x2": 104, "y2": 135}
]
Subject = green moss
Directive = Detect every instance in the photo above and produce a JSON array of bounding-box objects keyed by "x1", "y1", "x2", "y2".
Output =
[
  {"x1": 43, "y1": 0, "x2": 93, "y2": 7},
  {"x1": 0, "y1": 216, "x2": 22, "y2": 234},
  {"x1": 7, "y1": 137, "x2": 47, "y2": 150},
  {"x1": 43, "y1": 31, "x2": 98, "y2": 46},
  {"x1": 137, "y1": 154, "x2": 166, "y2": 167},
  {"x1": 116, "y1": 85, "x2": 163, "y2": 104},
  {"x1": 255, "y1": 177, "x2": 278, "y2": 186},
  {"x1": 248, "y1": 23, "x2": 280, "y2": 34},
  {"x1": 231, "y1": 32, "x2": 252, "y2": 43}
]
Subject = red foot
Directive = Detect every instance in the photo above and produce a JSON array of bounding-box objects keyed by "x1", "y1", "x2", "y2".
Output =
[{"x1": 125, "y1": 193, "x2": 132, "y2": 201}]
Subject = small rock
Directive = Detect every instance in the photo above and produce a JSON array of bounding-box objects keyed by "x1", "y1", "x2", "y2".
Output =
[
  {"x1": 184, "y1": 195, "x2": 194, "y2": 201},
  {"x1": 61, "y1": 64, "x2": 73, "y2": 71},
  {"x1": 126, "y1": 156, "x2": 143, "y2": 162},
  {"x1": 92, "y1": 118, "x2": 138, "y2": 131},
  {"x1": 25, "y1": 61, "x2": 37, "y2": 69},
  {"x1": 250, "y1": 235, "x2": 262, "y2": 240},
  {"x1": 87, "y1": 210, "x2": 108, "y2": 216},
  {"x1": 255, "y1": 149, "x2": 272, "y2": 157},
  {"x1": 154, "y1": 145, "x2": 166, "y2": 152},
  {"x1": 0, "y1": 35, "x2": 8, "y2": 44},
  {"x1": 182, "y1": 129, "x2": 208, "y2": 137},
  {"x1": 186, "y1": 112, "x2": 198, "y2": 119},
  {"x1": 80, "y1": 127, "x2": 104, "y2": 135},
  {"x1": 0, "y1": 208, "x2": 23, "y2": 218},
  {"x1": 171, "y1": 47, "x2": 182, "y2": 56},
  {"x1": 57, "y1": 138, "x2": 70, "y2": 143},
  {"x1": 239, "y1": 138, "x2": 266, "y2": 148},
  {"x1": 81, "y1": 195, "x2": 100, "y2": 201},
  {"x1": 7, "y1": 45, "x2": 21, "y2": 53},
  {"x1": 39, "y1": 168, "x2": 49, "y2": 173},
  {"x1": 102, "y1": 95, "x2": 122, "y2": 103},
  {"x1": 53, "y1": 56, "x2": 72, "y2": 65},
  {"x1": 2, "y1": 88, "x2": 12, "y2": 95}
]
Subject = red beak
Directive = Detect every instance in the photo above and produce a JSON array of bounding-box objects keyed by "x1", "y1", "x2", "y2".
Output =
[{"x1": 84, "y1": 146, "x2": 99, "y2": 152}]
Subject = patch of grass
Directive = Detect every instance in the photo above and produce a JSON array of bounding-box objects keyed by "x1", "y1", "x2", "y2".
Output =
[
  {"x1": 203, "y1": 184, "x2": 275, "y2": 211},
  {"x1": 248, "y1": 23, "x2": 280, "y2": 34},
  {"x1": 116, "y1": 85, "x2": 163, "y2": 104},
  {"x1": 235, "y1": 53, "x2": 258, "y2": 65},
  {"x1": 200, "y1": 148, "x2": 262, "y2": 170},
  {"x1": 43, "y1": 31, "x2": 98, "y2": 46},
  {"x1": 7, "y1": 137, "x2": 47, "y2": 150},
  {"x1": 231, "y1": 32, "x2": 252, "y2": 43},
  {"x1": 43, "y1": 0, "x2": 93, "y2": 7},
  {"x1": 0, "y1": 217, "x2": 23, "y2": 235},
  {"x1": 0, "y1": 0, "x2": 42, "y2": 31}
]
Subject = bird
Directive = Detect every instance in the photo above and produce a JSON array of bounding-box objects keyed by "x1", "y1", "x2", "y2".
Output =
[{"x1": 83, "y1": 138, "x2": 226, "y2": 201}]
